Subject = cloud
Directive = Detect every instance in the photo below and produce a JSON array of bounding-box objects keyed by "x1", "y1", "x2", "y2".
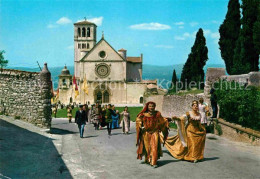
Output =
[
  {"x1": 179, "y1": 26, "x2": 184, "y2": 29},
  {"x1": 47, "y1": 24, "x2": 58, "y2": 29},
  {"x1": 174, "y1": 22, "x2": 184, "y2": 26},
  {"x1": 88, "y1": 17, "x2": 103, "y2": 26},
  {"x1": 190, "y1": 22, "x2": 198, "y2": 27},
  {"x1": 210, "y1": 32, "x2": 220, "y2": 39},
  {"x1": 130, "y1": 22, "x2": 171, "y2": 30},
  {"x1": 174, "y1": 36, "x2": 186, "y2": 40},
  {"x1": 212, "y1": 20, "x2": 221, "y2": 24},
  {"x1": 155, "y1": 45, "x2": 174, "y2": 49},
  {"x1": 144, "y1": 44, "x2": 149, "y2": 47},
  {"x1": 67, "y1": 45, "x2": 74, "y2": 50},
  {"x1": 77, "y1": 17, "x2": 104, "y2": 26},
  {"x1": 56, "y1": 17, "x2": 72, "y2": 25},
  {"x1": 183, "y1": 32, "x2": 191, "y2": 37}
]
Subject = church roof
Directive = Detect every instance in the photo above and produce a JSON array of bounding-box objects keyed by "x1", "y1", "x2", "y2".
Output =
[
  {"x1": 127, "y1": 57, "x2": 142, "y2": 63},
  {"x1": 59, "y1": 65, "x2": 72, "y2": 76},
  {"x1": 142, "y1": 79, "x2": 157, "y2": 84},
  {"x1": 80, "y1": 37, "x2": 125, "y2": 62},
  {"x1": 118, "y1": 48, "x2": 127, "y2": 51},
  {"x1": 74, "y1": 20, "x2": 97, "y2": 26}
]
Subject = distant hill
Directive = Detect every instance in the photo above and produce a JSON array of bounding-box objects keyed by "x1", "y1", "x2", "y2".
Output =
[{"x1": 6, "y1": 64, "x2": 225, "y2": 89}]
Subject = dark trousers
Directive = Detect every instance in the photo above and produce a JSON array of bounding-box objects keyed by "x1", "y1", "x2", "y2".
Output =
[
  {"x1": 94, "y1": 123, "x2": 100, "y2": 130},
  {"x1": 212, "y1": 104, "x2": 218, "y2": 118},
  {"x1": 78, "y1": 124, "x2": 85, "y2": 138},
  {"x1": 107, "y1": 122, "x2": 112, "y2": 134}
]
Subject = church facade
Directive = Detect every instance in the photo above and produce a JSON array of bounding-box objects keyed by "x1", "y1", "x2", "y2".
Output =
[{"x1": 58, "y1": 20, "x2": 159, "y2": 105}]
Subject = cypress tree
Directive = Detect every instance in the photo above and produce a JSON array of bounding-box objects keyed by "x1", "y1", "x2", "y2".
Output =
[
  {"x1": 180, "y1": 28, "x2": 208, "y2": 90},
  {"x1": 233, "y1": 0, "x2": 259, "y2": 74},
  {"x1": 219, "y1": 0, "x2": 241, "y2": 75},
  {"x1": 253, "y1": 3, "x2": 260, "y2": 54},
  {"x1": 0, "y1": 50, "x2": 8, "y2": 69},
  {"x1": 168, "y1": 69, "x2": 178, "y2": 93}
]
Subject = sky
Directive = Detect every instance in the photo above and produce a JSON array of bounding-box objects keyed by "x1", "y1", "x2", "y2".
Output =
[{"x1": 0, "y1": 0, "x2": 229, "y2": 68}]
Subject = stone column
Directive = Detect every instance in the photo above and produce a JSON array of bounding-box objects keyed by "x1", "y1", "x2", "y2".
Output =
[{"x1": 39, "y1": 63, "x2": 52, "y2": 128}]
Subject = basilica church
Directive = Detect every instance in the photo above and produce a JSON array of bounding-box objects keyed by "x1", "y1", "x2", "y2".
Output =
[{"x1": 58, "y1": 20, "x2": 161, "y2": 105}]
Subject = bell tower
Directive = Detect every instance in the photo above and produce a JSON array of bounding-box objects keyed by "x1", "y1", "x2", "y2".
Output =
[{"x1": 74, "y1": 19, "x2": 97, "y2": 78}]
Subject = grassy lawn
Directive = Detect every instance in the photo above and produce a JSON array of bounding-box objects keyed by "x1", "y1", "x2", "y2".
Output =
[{"x1": 52, "y1": 106, "x2": 177, "y2": 129}]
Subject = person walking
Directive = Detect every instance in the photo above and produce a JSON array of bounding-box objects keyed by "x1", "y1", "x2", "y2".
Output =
[
  {"x1": 163, "y1": 100, "x2": 206, "y2": 163},
  {"x1": 121, "y1": 106, "x2": 130, "y2": 134},
  {"x1": 105, "y1": 104, "x2": 116, "y2": 136},
  {"x1": 136, "y1": 101, "x2": 169, "y2": 168},
  {"x1": 111, "y1": 106, "x2": 119, "y2": 129},
  {"x1": 210, "y1": 88, "x2": 218, "y2": 118},
  {"x1": 67, "y1": 105, "x2": 73, "y2": 123},
  {"x1": 93, "y1": 103, "x2": 102, "y2": 130},
  {"x1": 75, "y1": 105, "x2": 87, "y2": 138},
  {"x1": 198, "y1": 98, "x2": 209, "y2": 128}
]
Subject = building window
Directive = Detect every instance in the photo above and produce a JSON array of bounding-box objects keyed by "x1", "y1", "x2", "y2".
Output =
[
  {"x1": 139, "y1": 97, "x2": 143, "y2": 104},
  {"x1": 62, "y1": 79, "x2": 66, "y2": 85},
  {"x1": 78, "y1": 28, "x2": 81, "y2": 37},
  {"x1": 87, "y1": 43, "x2": 89, "y2": 49},
  {"x1": 104, "y1": 91, "x2": 109, "y2": 103},
  {"x1": 82, "y1": 27, "x2": 86, "y2": 37},
  {"x1": 82, "y1": 44, "x2": 86, "y2": 49},
  {"x1": 87, "y1": 27, "x2": 90, "y2": 37},
  {"x1": 96, "y1": 91, "x2": 102, "y2": 103},
  {"x1": 78, "y1": 44, "x2": 81, "y2": 49}
]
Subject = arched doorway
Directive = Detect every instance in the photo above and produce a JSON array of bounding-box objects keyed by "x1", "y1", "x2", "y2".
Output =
[
  {"x1": 103, "y1": 91, "x2": 109, "y2": 103},
  {"x1": 94, "y1": 84, "x2": 111, "y2": 103},
  {"x1": 139, "y1": 97, "x2": 143, "y2": 104},
  {"x1": 96, "y1": 91, "x2": 102, "y2": 103}
]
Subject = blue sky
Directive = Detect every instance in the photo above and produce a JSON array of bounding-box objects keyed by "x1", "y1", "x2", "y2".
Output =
[{"x1": 0, "y1": 0, "x2": 229, "y2": 68}]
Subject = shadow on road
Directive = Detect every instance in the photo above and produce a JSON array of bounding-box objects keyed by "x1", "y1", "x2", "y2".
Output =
[
  {"x1": 157, "y1": 159, "x2": 180, "y2": 167},
  {"x1": 49, "y1": 127, "x2": 77, "y2": 135},
  {"x1": 0, "y1": 119, "x2": 73, "y2": 178},
  {"x1": 203, "y1": 157, "x2": 219, "y2": 161},
  {"x1": 83, "y1": 135, "x2": 98, "y2": 138}
]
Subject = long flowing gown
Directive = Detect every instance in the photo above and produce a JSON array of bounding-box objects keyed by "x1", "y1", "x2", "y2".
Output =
[
  {"x1": 160, "y1": 111, "x2": 206, "y2": 161},
  {"x1": 121, "y1": 111, "x2": 130, "y2": 133},
  {"x1": 136, "y1": 111, "x2": 168, "y2": 166}
]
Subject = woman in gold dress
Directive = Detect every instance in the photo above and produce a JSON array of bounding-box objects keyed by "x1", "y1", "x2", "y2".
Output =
[
  {"x1": 136, "y1": 101, "x2": 169, "y2": 168},
  {"x1": 161, "y1": 100, "x2": 206, "y2": 163}
]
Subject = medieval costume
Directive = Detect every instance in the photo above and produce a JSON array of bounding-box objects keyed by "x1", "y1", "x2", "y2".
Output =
[
  {"x1": 121, "y1": 111, "x2": 130, "y2": 134},
  {"x1": 160, "y1": 108, "x2": 206, "y2": 162},
  {"x1": 67, "y1": 105, "x2": 72, "y2": 123},
  {"x1": 136, "y1": 102, "x2": 169, "y2": 167}
]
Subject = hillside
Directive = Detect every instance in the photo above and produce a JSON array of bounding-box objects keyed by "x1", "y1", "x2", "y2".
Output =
[{"x1": 6, "y1": 64, "x2": 225, "y2": 89}]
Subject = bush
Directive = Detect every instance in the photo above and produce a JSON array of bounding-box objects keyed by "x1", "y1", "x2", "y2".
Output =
[
  {"x1": 15, "y1": 116, "x2": 21, "y2": 119},
  {"x1": 213, "y1": 80, "x2": 260, "y2": 131}
]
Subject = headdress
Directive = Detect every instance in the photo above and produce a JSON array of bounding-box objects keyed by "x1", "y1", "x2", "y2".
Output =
[{"x1": 137, "y1": 101, "x2": 156, "y2": 117}]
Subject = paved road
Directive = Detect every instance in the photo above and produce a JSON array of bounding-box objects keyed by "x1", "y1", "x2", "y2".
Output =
[{"x1": 1, "y1": 117, "x2": 260, "y2": 179}]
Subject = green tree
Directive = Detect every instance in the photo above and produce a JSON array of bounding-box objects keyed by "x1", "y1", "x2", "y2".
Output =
[
  {"x1": 233, "y1": 0, "x2": 259, "y2": 74},
  {"x1": 253, "y1": 3, "x2": 260, "y2": 54},
  {"x1": 180, "y1": 28, "x2": 208, "y2": 90},
  {"x1": 219, "y1": 0, "x2": 241, "y2": 75},
  {"x1": 0, "y1": 50, "x2": 8, "y2": 69},
  {"x1": 168, "y1": 69, "x2": 178, "y2": 94}
]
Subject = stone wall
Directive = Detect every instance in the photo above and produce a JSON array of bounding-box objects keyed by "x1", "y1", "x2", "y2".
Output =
[
  {"x1": 214, "y1": 119, "x2": 260, "y2": 146},
  {"x1": 144, "y1": 94, "x2": 205, "y2": 117},
  {"x1": 0, "y1": 63, "x2": 52, "y2": 128}
]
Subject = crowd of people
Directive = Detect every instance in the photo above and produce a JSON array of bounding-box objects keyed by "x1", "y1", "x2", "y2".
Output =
[
  {"x1": 52, "y1": 96, "x2": 215, "y2": 168},
  {"x1": 58, "y1": 103, "x2": 131, "y2": 138}
]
